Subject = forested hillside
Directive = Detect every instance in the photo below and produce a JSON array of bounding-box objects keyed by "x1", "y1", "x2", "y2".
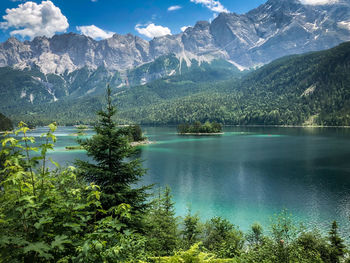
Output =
[
  {"x1": 118, "y1": 41, "x2": 350, "y2": 126},
  {"x1": 0, "y1": 113, "x2": 12, "y2": 131},
  {"x1": 2, "y1": 63, "x2": 245, "y2": 126}
]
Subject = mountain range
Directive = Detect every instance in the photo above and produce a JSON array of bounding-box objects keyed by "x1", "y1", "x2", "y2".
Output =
[
  {"x1": 1, "y1": 0, "x2": 350, "y2": 75},
  {"x1": 0, "y1": 0, "x2": 350, "y2": 127}
]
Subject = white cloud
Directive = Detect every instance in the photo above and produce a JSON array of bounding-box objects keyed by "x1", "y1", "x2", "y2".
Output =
[
  {"x1": 77, "y1": 25, "x2": 115, "y2": 39},
  {"x1": 1, "y1": 1, "x2": 69, "y2": 39},
  {"x1": 181, "y1": 25, "x2": 191, "y2": 32},
  {"x1": 190, "y1": 0, "x2": 228, "y2": 13},
  {"x1": 135, "y1": 23, "x2": 172, "y2": 38},
  {"x1": 299, "y1": 0, "x2": 338, "y2": 5},
  {"x1": 168, "y1": 5, "x2": 182, "y2": 11}
]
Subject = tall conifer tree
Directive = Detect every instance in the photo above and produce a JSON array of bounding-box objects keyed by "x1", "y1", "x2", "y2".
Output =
[
  {"x1": 76, "y1": 85, "x2": 150, "y2": 228},
  {"x1": 328, "y1": 221, "x2": 346, "y2": 263},
  {"x1": 145, "y1": 186, "x2": 179, "y2": 256},
  {"x1": 182, "y1": 208, "x2": 201, "y2": 249}
]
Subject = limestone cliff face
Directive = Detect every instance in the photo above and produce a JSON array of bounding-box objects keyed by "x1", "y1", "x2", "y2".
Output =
[{"x1": 0, "y1": 0, "x2": 349, "y2": 75}]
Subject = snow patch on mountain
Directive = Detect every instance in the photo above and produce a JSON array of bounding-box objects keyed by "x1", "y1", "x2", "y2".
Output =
[
  {"x1": 338, "y1": 21, "x2": 350, "y2": 30},
  {"x1": 29, "y1": 94, "x2": 34, "y2": 104},
  {"x1": 227, "y1": 60, "x2": 248, "y2": 71}
]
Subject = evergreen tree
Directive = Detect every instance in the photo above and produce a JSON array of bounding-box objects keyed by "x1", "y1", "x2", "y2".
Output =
[
  {"x1": 182, "y1": 208, "x2": 201, "y2": 249},
  {"x1": 75, "y1": 85, "x2": 150, "y2": 229},
  {"x1": 328, "y1": 221, "x2": 346, "y2": 263},
  {"x1": 145, "y1": 186, "x2": 179, "y2": 256},
  {"x1": 203, "y1": 217, "x2": 244, "y2": 258},
  {"x1": 246, "y1": 223, "x2": 264, "y2": 248}
]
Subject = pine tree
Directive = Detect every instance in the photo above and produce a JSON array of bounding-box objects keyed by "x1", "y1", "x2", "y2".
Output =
[
  {"x1": 246, "y1": 223, "x2": 264, "y2": 248},
  {"x1": 145, "y1": 186, "x2": 179, "y2": 256},
  {"x1": 75, "y1": 85, "x2": 150, "y2": 228},
  {"x1": 203, "y1": 217, "x2": 244, "y2": 258},
  {"x1": 161, "y1": 186, "x2": 179, "y2": 254},
  {"x1": 182, "y1": 208, "x2": 201, "y2": 249},
  {"x1": 328, "y1": 221, "x2": 346, "y2": 263}
]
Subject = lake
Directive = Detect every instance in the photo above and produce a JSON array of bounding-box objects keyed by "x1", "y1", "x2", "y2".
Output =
[{"x1": 25, "y1": 126, "x2": 350, "y2": 233}]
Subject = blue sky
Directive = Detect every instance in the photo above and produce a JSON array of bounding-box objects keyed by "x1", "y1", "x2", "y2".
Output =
[{"x1": 0, "y1": 0, "x2": 267, "y2": 42}]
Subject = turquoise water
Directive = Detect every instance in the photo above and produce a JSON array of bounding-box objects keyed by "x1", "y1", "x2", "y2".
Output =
[{"x1": 25, "y1": 126, "x2": 350, "y2": 233}]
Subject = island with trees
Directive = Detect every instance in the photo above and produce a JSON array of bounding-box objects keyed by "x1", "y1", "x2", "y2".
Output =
[
  {"x1": 69, "y1": 125, "x2": 90, "y2": 136},
  {"x1": 177, "y1": 121, "x2": 223, "y2": 135},
  {"x1": 120, "y1": 124, "x2": 154, "y2": 147}
]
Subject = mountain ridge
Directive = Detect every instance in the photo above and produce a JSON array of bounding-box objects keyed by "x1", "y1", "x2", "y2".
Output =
[{"x1": 0, "y1": 0, "x2": 349, "y2": 76}]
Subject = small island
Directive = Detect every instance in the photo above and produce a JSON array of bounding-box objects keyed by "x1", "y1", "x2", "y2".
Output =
[
  {"x1": 121, "y1": 124, "x2": 155, "y2": 146},
  {"x1": 177, "y1": 121, "x2": 223, "y2": 135},
  {"x1": 68, "y1": 125, "x2": 90, "y2": 136},
  {"x1": 65, "y1": 145, "x2": 85, "y2": 150},
  {"x1": 65, "y1": 124, "x2": 154, "y2": 150}
]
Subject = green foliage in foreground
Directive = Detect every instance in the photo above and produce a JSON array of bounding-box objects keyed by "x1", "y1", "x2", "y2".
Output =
[
  {"x1": 1, "y1": 122, "x2": 350, "y2": 262},
  {"x1": 177, "y1": 121, "x2": 223, "y2": 134},
  {"x1": 0, "y1": 122, "x2": 147, "y2": 262},
  {"x1": 150, "y1": 243, "x2": 235, "y2": 263}
]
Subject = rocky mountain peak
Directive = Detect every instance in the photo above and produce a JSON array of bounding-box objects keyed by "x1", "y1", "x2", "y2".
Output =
[
  {"x1": 193, "y1": 20, "x2": 210, "y2": 29},
  {"x1": 0, "y1": 0, "x2": 349, "y2": 74}
]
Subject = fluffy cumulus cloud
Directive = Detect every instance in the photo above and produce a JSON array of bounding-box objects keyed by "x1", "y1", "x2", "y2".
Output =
[
  {"x1": 77, "y1": 25, "x2": 115, "y2": 39},
  {"x1": 168, "y1": 5, "x2": 182, "y2": 11},
  {"x1": 0, "y1": 1, "x2": 69, "y2": 39},
  {"x1": 190, "y1": 0, "x2": 228, "y2": 13},
  {"x1": 135, "y1": 23, "x2": 171, "y2": 38},
  {"x1": 299, "y1": 0, "x2": 338, "y2": 4},
  {"x1": 181, "y1": 25, "x2": 191, "y2": 32}
]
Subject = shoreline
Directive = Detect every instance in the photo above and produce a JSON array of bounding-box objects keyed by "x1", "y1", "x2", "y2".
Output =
[
  {"x1": 130, "y1": 140, "x2": 156, "y2": 147},
  {"x1": 3, "y1": 125, "x2": 350, "y2": 134}
]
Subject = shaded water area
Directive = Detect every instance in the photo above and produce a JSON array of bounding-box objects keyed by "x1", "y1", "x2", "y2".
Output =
[{"x1": 25, "y1": 126, "x2": 350, "y2": 233}]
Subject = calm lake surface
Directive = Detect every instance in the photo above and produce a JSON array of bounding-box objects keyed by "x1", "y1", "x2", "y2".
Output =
[{"x1": 28, "y1": 126, "x2": 350, "y2": 233}]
